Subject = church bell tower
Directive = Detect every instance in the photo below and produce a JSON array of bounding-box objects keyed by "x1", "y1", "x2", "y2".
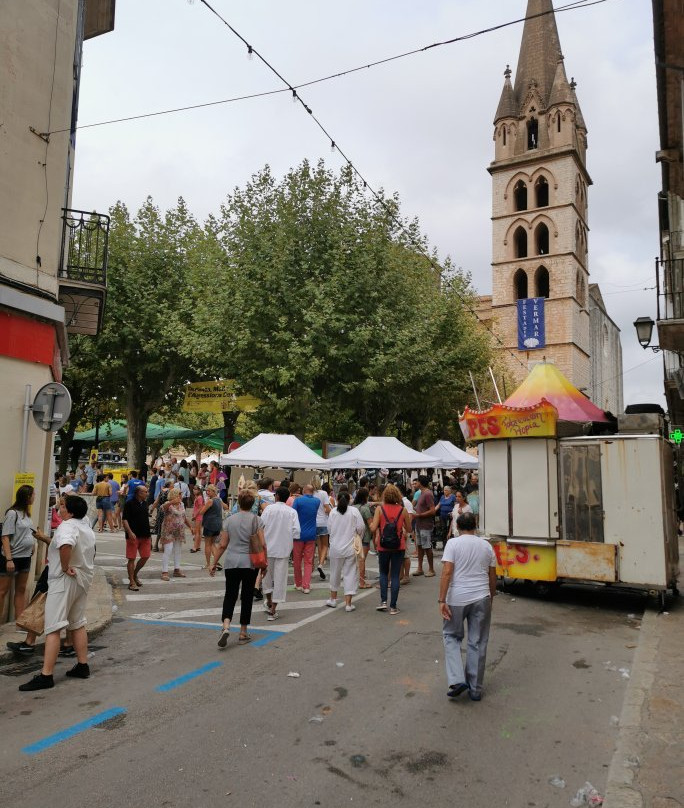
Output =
[{"x1": 489, "y1": 0, "x2": 592, "y2": 391}]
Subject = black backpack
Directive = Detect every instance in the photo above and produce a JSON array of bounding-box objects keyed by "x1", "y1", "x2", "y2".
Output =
[{"x1": 379, "y1": 506, "x2": 403, "y2": 550}]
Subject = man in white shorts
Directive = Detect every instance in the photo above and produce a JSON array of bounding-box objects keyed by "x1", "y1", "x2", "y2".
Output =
[{"x1": 19, "y1": 495, "x2": 96, "y2": 691}]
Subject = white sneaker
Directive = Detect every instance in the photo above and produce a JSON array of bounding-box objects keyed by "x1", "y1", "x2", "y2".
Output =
[
  {"x1": 302, "y1": 588, "x2": 310, "y2": 594},
  {"x1": 325, "y1": 598, "x2": 337, "y2": 608},
  {"x1": 345, "y1": 604, "x2": 356, "y2": 612},
  {"x1": 376, "y1": 602, "x2": 388, "y2": 611},
  {"x1": 267, "y1": 612, "x2": 280, "y2": 621}
]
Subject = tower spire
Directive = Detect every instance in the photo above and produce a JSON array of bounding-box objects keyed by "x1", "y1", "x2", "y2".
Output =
[
  {"x1": 513, "y1": 0, "x2": 563, "y2": 109},
  {"x1": 494, "y1": 65, "x2": 517, "y2": 123}
]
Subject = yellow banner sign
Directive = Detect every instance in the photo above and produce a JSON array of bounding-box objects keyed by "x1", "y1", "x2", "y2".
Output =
[
  {"x1": 459, "y1": 399, "x2": 557, "y2": 442},
  {"x1": 182, "y1": 381, "x2": 262, "y2": 413},
  {"x1": 13, "y1": 472, "x2": 36, "y2": 500},
  {"x1": 492, "y1": 541, "x2": 557, "y2": 582},
  {"x1": 89, "y1": 448, "x2": 99, "y2": 463}
]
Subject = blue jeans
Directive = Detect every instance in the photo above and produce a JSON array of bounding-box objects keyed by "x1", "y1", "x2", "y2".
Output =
[
  {"x1": 442, "y1": 595, "x2": 492, "y2": 695},
  {"x1": 378, "y1": 550, "x2": 405, "y2": 608}
]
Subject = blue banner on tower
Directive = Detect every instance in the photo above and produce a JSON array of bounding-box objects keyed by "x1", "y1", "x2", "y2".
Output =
[{"x1": 517, "y1": 297, "x2": 546, "y2": 350}]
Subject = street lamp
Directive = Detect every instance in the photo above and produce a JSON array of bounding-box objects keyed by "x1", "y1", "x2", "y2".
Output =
[{"x1": 633, "y1": 316, "x2": 660, "y2": 352}]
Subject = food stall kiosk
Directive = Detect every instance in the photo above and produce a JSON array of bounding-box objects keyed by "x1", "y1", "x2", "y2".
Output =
[{"x1": 461, "y1": 365, "x2": 679, "y2": 607}]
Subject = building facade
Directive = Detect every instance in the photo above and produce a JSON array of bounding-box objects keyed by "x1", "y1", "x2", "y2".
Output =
[
  {"x1": 482, "y1": 0, "x2": 623, "y2": 412},
  {"x1": 652, "y1": 0, "x2": 684, "y2": 430},
  {"x1": 0, "y1": 0, "x2": 114, "y2": 621}
]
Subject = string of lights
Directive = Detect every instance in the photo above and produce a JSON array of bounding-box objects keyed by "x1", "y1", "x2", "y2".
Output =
[{"x1": 45, "y1": 0, "x2": 608, "y2": 136}]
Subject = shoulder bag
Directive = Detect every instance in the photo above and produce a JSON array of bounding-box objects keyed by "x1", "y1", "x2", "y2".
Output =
[{"x1": 248, "y1": 514, "x2": 268, "y2": 570}]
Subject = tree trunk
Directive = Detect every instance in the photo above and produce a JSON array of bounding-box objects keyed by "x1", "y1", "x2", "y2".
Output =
[
  {"x1": 57, "y1": 422, "x2": 77, "y2": 475},
  {"x1": 126, "y1": 392, "x2": 148, "y2": 472},
  {"x1": 222, "y1": 411, "x2": 239, "y2": 453}
]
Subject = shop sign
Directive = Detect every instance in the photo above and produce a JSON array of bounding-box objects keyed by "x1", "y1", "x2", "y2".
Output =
[
  {"x1": 492, "y1": 541, "x2": 557, "y2": 582},
  {"x1": 459, "y1": 399, "x2": 557, "y2": 442}
]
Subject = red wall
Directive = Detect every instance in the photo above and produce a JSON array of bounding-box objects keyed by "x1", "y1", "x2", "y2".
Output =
[{"x1": 0, "y1": 311, "x2": 56, "y2": 366}]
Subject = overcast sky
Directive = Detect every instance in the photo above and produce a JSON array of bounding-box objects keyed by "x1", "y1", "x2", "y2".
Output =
[{"x1": 72, "y1": 0, "x2": 664, "y2": 409}]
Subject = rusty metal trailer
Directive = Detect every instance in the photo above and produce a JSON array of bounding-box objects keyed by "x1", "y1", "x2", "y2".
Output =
[{"x1": 480, "y1": 433, "x2": 680, "y2": 606}]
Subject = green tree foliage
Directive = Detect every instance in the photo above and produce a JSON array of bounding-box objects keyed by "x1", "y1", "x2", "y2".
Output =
[
  {"x1": 95, "y1": 197, "x2": 205, "y2": 468},
  {"x1": 57, "y1": 334, "x2": 122, "y2": 474},
  {"x1": 190, "y1": 160, "x2": 494, "y2": 444}
]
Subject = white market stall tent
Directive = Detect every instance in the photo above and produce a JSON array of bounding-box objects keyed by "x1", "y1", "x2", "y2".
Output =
[
  {"x1": 219, "y1": 433, "x2": 325, "y2": 469},
  {"x1": 425, "y1": 440, "x2": 478, "y2": 470},
  {"x1": 324, "y1": 436, "x2": 439, "y2": 469}
]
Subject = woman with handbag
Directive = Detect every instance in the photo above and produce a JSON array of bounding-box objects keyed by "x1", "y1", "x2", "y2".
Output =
[
  {"x1": 1, "y1": 485, "x2": 48, "y2": 632},
  {"x1": 325, "y1": 493, "x2": 365, "y2": 612},
  {"x1": 210, "y1": 489, "x2": 266, "y2": 647}
]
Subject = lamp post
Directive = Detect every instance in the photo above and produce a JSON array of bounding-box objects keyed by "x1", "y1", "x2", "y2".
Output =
[{"x1": 633, "y1": 316, "x2": 660, "y2": 352}]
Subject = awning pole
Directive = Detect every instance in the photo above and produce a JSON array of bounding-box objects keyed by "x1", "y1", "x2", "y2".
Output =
[
  {"x1": 468, "y1": 371, "x2": 481, "y2": 410},
  {"x1": 489, "y1": 367, "x2": 502, "y2": 404}
]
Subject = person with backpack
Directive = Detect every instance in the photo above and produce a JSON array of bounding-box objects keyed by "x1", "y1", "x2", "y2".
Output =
[{"x1": 367, "y1": 484, "x2": 412, "y2": 615}]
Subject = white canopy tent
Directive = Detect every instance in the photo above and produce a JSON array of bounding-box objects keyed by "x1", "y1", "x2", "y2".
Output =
[
  {"x1": 219, "y1": 433, "x2": 325, "y2": 469},
  {"x1": 324, "y1": 436, "x2": 439, "y2": 470},
  {"x1": 424, "y1": 440, "x2": 478, "y2": 470}
]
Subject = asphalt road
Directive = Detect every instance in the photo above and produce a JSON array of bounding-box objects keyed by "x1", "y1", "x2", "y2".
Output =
[{"x1": 1, "y1": 530, "x2": 650, "y2": 808}]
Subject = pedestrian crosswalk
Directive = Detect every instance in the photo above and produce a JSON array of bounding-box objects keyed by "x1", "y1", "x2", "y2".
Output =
[{"x1": 95, "y1": 531, "x2": 384, "y2": 638}]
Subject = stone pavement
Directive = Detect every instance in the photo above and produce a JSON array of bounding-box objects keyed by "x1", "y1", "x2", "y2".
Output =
[
  {"x1": 603, "y1": 537, "x2": 684, "y2": 808},
  {"x1": 0, "y1": 566, "x2": 113, "y2": 665}
]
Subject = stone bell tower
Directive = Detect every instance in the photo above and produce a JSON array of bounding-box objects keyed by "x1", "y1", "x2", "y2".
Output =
[{"x1": 488, "y1": 0, "x2": 592, "y2": 391}]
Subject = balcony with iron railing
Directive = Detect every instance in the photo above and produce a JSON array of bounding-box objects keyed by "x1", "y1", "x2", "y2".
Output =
[
  {"x1": 58, "y1": 208, "x2": 109, "y2": 336},
  {"x1": 656, "y1": 256, "x2": 684, "y2": 353}
]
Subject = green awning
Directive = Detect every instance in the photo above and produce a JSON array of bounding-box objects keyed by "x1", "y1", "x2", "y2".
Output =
[{"x1": 71, "y1": 420, "x2": 229, "y2": 451}]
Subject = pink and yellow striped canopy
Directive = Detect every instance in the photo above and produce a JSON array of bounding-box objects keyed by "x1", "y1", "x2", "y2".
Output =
[{"x1": 504, "y1": 362, "x2": 609, "y2": 422}]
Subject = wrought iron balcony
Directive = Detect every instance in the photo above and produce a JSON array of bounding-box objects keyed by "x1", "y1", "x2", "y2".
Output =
[
  {"x1": 656, "y1": 256, "x2": 684, "y2": 353},
  {"x1": 58, "y1": 208, "x2": 109, "y2": 336}
]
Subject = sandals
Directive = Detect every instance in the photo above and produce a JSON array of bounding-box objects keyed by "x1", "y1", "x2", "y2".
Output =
[
  {"x1": 173, "y1": 570, "x2": 186, "y2": 578},
  {"x1": 238, "y1": 634, "x2": 252, "y2": 645},
  {"x1": 161, "y1": 573, "x2": 170, "y2": 581},
  {"x1": 127, "y1": 583, "x2": 139, "y2": 591}
]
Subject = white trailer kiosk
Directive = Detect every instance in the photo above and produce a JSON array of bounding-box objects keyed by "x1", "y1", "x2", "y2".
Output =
[{"x1": 461, "y1": 399, "x2": 679, "y2": 607}]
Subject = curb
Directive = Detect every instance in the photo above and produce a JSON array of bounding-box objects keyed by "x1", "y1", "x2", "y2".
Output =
[
  {"x1": 602, "y1": 608, "x2": 662, "y2": 808},
  {"x1": 0, "y1": 566, "x2": 113, "y2": 666}
]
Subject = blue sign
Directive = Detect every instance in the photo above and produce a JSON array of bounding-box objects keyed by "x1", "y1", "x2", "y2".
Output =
[{"x1": 517, "y1": 297, "x2": 546, "y2": 350}]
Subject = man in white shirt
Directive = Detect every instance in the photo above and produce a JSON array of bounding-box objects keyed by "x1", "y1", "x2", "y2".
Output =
[
  {"x1": 438, "y1": 512, "x2": 496, "y2": 702},
  {"x1": 260, "y1": 486, "x2": 300, "y2": 621},
  {"x1": 19, "y1": 495, "x2": 97, "y2": 691},
  {"x1": 174, "y1": 477, "x2": 191, "y2": 505}
]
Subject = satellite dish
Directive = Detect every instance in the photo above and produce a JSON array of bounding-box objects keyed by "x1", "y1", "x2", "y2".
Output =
[{"x1": 32, "y1": 383, "x2": 72, "y2": 432}]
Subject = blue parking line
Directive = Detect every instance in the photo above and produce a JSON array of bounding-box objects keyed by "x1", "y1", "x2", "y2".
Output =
[
  {"x1": 127, "y1": 618, "x2": 285, "y2": 647},
  {"x1": 22, "y1": 707, "x2": 126, "y2": 755},
  {"x1": 156, "y1": 661, "x2": 223, "y2": 692}
]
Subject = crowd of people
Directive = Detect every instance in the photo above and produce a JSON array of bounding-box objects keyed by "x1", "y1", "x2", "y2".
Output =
[{"x1": 3, "y1": 463, "x2": 494, "y2": 702}]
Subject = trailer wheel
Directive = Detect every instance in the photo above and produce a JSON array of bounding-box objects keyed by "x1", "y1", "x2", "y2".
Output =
[{"x1": 533, "y1": 581, "x2": 559, "y2": 599}]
